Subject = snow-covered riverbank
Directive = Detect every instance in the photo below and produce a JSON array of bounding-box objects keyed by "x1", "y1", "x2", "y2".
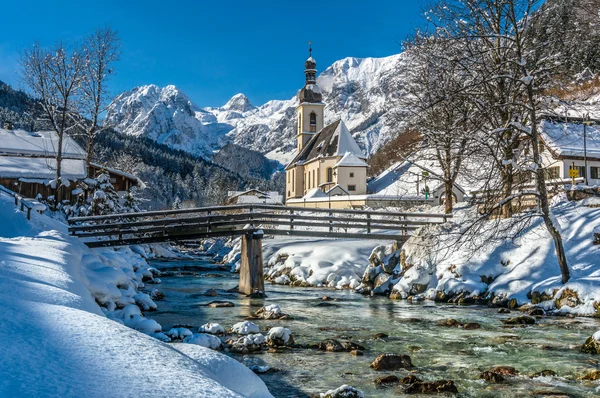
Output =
[
  {"x1": 0, "y1": 195, "x2": 272, "y2": 398},
  {"x1": 220, "y1": 197, "x2": 600, "y2": 316}
]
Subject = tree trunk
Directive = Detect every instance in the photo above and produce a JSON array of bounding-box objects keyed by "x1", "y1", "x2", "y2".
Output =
[
  {"x1": 444, "y1": 180, "x2": 454, "y2": 214},
  {"x1": 527, "y1": 86, "x2": 570, "y2": 284}
]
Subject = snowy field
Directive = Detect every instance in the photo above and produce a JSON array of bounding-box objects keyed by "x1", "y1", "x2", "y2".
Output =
[{"x1": 0, "y1": 195, "x2": 272, "y2": 398}]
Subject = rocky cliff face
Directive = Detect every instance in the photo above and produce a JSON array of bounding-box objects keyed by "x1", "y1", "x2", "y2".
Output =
[{"x1": 104, "y1": 53, "x2": 412, "y2": 163}]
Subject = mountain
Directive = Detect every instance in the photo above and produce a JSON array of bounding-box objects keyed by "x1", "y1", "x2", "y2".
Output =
[{"x1": 104, "y1": 53, "x2": 412, "y2": 165}]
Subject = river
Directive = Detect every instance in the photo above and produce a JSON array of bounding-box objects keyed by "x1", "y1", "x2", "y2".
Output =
[{"x1": 149, "y1": 256, "x2": 600, "y2": 397}]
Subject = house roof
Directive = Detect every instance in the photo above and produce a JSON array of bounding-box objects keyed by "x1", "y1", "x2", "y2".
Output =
[
  {"x1": 286, "y1": 120, "x2": 365, "y2": 169},
  {"x1": 89, "y1": 162, "x2": 145, "y2": 188},
  {"x1": 227, "y1": 189, "x2": 283, "y2": 204},
  {"x1": 0, "y1": 156, "x2": 86, "y2": 180},
  {"x1": 0, "y1": 129, "x2": 86, "y2": 159},
  {"x1": 367, "y1": 159, "x2": 465, "y2": 200},
  {"x1": 540, "y1": 119, "x2": 600, "y2": 159}
]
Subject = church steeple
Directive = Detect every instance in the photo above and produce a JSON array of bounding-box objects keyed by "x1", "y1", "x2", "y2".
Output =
[{"x1": 296, "y1": 42, "x2": 325, "y2": 151}]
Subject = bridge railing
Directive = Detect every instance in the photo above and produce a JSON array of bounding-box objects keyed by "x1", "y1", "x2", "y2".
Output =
[{"x1": 68, "y1": 204, "x2": 451, "y2": 247}]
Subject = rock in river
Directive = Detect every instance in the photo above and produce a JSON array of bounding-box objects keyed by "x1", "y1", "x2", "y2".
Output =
[
  {"x1": 374, "y1": 375, "x2": 399, "y2": 386},
  {"x1": 502, "y1": 316, "x2": 535, "y2": 325},
  {"x1": 404, "y1": 380, "x2": 458, "y2": 394},
  {"x1": 581, "y1": 334, "x2": 600, "y2": 354},
  {"x1": 319, "y1": 385, "x2": 364, "y2": 398},
  {"x1": 370, "y1": 354, "x2": 413, "y2": 370},
  {"x1": 205, "y1": 300, "x2": 234, "y2": 308}
]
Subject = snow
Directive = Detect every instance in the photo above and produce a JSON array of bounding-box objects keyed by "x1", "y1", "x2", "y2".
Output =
[
  {"x1": 334, "y1": 152, "x2": 368, "y2": 168},
  {"x1": 392, "y1": 198, "x2": 600, "y2": 313},
  {"x1": 266, "y1": 327, "x2": 292, "y2": 344},
  {"x1": 199, "y1": 322, "x2": 225, "y2": 334},
  {"x1": 540, "y1": 119, "x2": 600, "y2": 159},
  {"x1": 183, "y1": 333, "x2": 222, "y2": 349},
  {"x1": 0, "y1": 128, "x2": 86, "y2": 158},
  {"x1": 319, "y1": 385, "x2": 364, "y2": 398},
  {"x1": 0, "y1": 194, "x2": 272, "y2": 397},
  {"x1": 231, "y1": 321, "x2": 260, "y2": 335},
  {"x1": 167, "y1": 327, "x2": 194, "y2": 340},
  {"x1": 593, "y1": 330, "x2": 600, "y2": 341},
  {"x1": 333, "y1": 121, "x2": 365, "y2": 158},
  {"x1": 303, "y1": 187, "x2": 328, "y2": 199},
  {"x1": 260, "y1": 237, "x2": 391, "y2": 289},
  {"x1": 0, "y1": 156, "x2": 86, "y2": 180}
]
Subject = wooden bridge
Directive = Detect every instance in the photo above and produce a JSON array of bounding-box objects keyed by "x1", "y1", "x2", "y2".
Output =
[{"x1": 68, "y1": 204, "x2": 450, "y2": 296}]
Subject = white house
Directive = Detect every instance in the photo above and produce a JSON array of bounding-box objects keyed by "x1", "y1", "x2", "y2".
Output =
[{"x1": 538, "y1": 118, "x2": 600, "y2": 185}]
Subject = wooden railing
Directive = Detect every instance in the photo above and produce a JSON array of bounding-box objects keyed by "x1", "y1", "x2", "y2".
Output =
[
  {"x1": 68, "y1": 204, "x2": 451, "y2": 248},
  {"x1": 0, "y1": 185, "x2": 43, "y2": 220}
]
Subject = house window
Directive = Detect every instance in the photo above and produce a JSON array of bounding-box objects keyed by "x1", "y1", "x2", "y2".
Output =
[
  {"x1": 574, "y1": 166, "x2": 586, "y2": 178},
  {"x1": 327, "y1": 167, "x2": 333, "y2": 183},
  {"x1": 591, "y1": 167, "x2": 600, "y2": 179},
  {"x1": 349, "y1": 172, "x2": 354, "y2": 178},
  {"x1": 348, "y1": 185, "x2": 356, "y2": 192},
  {"x1": 545, "y1": 166, "x2": 560, "y2": 180}
]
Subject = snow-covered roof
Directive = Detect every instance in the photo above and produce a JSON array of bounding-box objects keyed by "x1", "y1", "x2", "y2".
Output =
[
  {"x1": 326, "y1": 184, "x2": 349, "y2": 196},
  {"x1": 0, "y1": 156, "x2": 86, "y2": 180},
  {"x1": 0, "y1": 129, "x2": 86, "y2": 159},
  {"x1": 334, "y1": 121, "x2": 364, "y2": 158},
  {"x1": 227, "y1": 189, "x2": 283, "y2": 204},
  {"x1": 303, "y1": 188, "x2": 327, "y2": 199},
  {"x1": 540, "y1": 119, "x2": 600, "y2": 159},
  {"x1": 334, "y1": 152, "x2": 368, "y2": 168},
  {"x1": 368, "y1": 160, "x2": 464, "y2": 199}
]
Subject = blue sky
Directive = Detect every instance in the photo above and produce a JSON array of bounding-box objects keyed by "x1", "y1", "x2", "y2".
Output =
[{"x1": 0, "y1": 1, "x2": 424, "y2": 107}]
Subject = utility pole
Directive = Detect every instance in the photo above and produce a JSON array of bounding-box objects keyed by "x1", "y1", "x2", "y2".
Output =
[{"x1": 583, "y1": 114, "x2": 592, "y2": 186}]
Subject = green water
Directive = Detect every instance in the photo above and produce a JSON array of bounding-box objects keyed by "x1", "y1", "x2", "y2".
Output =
[{"x1": 149, "y1": 257, "x2": 600, "y2": 397}]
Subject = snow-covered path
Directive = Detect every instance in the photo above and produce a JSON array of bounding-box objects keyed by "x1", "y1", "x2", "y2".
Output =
[{"x1": 0, "y1": 197, "x2": 272, "y2": 398}]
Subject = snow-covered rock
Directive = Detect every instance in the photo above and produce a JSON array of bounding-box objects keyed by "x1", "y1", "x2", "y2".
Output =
[
  {"x1": 266, "y1": 327, "x2": 293, "y2": 346},
  {"x1": 319, "y1": 385, "x2": 364, "y2": 398},
  {"x1": 231, "y1": 321, "x2": 260, "y2": 335},
  {"x1": 166, "y1": 327, "x2": 194, "y2": 340},
  {"x1": 199, "y1": 322, "x2": 225, "y2": 335},
  {"x1": 183, "y1": 333, "x2": 222, "y2": 350}
]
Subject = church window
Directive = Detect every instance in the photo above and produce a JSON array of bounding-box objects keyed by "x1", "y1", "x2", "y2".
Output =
[
  {"x1": 312, "y1": 170, "x2": 316, "y2": 187},
  {"x1": 327, "y1": 167, "x2": 333, "y2": 182},
  {"x1": 309, "y1": 112, "x2": 317, "y2": 132},
  {"x1": 349, "y1": 172, "x2": 354, "y2": 178},
  {"x1": 348, "y1": 185, "x2": 356, "y2": 192}
]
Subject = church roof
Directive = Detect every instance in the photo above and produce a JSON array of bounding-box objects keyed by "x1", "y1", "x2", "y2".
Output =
[{"x1": 286, "y1": 120, "x2": 365, "y2": 169}]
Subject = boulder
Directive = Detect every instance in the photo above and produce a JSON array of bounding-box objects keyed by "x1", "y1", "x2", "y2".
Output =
[
  {"x1": 438, "y1": 319, "x2": 463, "y2": 327},
  {"x1": 530, "y1": 370, "x2": 557, "y2": 378},
  {"x1": 374, "y1": 375, "x2": 399, "y2": 386},
  {"x1": 502, "y1": 316, "x2": 535, "y2": 325},
  {"x1": 404, "y1": 380, "x2": 458, "y2": 394},
  {"x1": 578, "y1": 370, "x2": 600, "y2": 380},
  {"x1": 350, "y1": 349, "x2": 363, "y2": 356},
  {"x1": 479, "y1": 371, "x2": 505, "y2": 383},
  {"x1": 370, "y1": 354, "x2": 413, "y2": 370},
  {"x1": 373, "y1": 272, "x2": 391, "y2": 289},
  {"x1": 399, "y1": 375, "x2": 422, "y2": 384},
  {"x1": 463, "y1": 322, "x2": 481, "y2": 330},
  {"x1": 318, "y1": 339, "x2": 345, "y2": 352},
  {"x1": 581, "y1": 336, "x2": 600, "y2": 354},
  {"x1": 374, "y1": 332, "x2": 389, "y2": 339},
  {"x1": 203, "y1": 288, "x2": 218, "y2": 297},
  {"x1": 555, "y1": 289, "x2": 580, "y2": 309},
  {"x1": 489, "y1": 366, "x2": 519, "y2": 376}
]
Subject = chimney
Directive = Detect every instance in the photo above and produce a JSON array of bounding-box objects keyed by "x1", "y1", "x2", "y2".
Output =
[{"x1": 3, "y1": 121, "x2": 14, "y2": 130}]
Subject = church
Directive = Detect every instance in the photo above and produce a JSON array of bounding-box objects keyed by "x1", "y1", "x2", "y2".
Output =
[{"x1": 285, "y1": 48, "x2": 369, "y2": 205}]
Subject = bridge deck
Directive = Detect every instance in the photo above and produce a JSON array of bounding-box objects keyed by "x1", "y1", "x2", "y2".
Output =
[{"x1": 68, "y1": 204, "x2": 450, "y2": 248}]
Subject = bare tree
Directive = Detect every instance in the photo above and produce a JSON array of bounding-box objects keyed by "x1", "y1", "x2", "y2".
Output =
[
  {"x1": 20, "y1": 42, "x2": 85, "y2": 204},
  {"x1": 423, "y1": 0, "x2": 571, "y2": 283},
  {"x1": 79, "y1": 27, "x2": 121, "y2": 172},
  {"x1": 402, "y1": 34, "x2": 477, "y2": 214}
]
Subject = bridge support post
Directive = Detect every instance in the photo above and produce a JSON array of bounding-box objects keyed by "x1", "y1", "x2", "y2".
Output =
[{"x1": 239, "y1": 230, "x2": 265, "y2": 297}]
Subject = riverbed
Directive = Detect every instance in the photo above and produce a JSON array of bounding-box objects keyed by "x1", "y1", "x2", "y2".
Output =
[{"x1": 149, "y1": 257, "x2": 600, "y2": 397}]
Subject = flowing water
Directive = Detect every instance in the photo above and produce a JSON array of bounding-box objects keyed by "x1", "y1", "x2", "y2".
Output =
[{"x1": 150, "y1": 257, "x2": 600, "y2": 397}]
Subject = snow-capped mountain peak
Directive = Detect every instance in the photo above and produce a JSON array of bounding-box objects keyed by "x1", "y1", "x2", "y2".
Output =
[{"x1": 104, "y1": 52, "x2": 412, "y2": 163}]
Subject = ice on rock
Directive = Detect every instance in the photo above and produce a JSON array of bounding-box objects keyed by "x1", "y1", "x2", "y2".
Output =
[
  {"x1": 319, "y1": 385, "x2": 364, "y2": 398},
  {"x1": 231, "y1": 321, "x2": 260, "y2": 335},
  {"x1": 199, "y1": 322, "x2": 225, "y2": 335},
  {"x1": 184, "y1": 333, "x2": 222, "y2": 349}
]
